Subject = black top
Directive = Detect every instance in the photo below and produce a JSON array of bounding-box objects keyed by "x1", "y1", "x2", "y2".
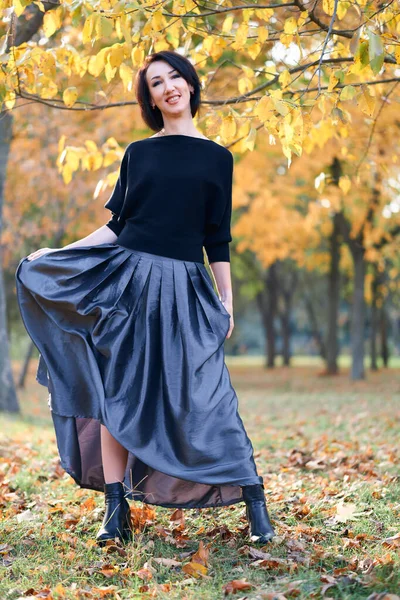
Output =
[{"x1": 104, "y1": 135, "x2": 233, "y2": 264}]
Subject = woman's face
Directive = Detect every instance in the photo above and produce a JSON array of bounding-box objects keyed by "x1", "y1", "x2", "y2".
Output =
[{"x1": 146, "y1": 60, "x2": 193, "y2": 116}]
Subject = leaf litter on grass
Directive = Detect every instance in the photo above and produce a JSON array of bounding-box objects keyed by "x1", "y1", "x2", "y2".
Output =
[{"x1": 1, "y1": 364, "x2": 400, "y2": 598}]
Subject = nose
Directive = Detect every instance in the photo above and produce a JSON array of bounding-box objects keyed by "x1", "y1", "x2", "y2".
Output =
[{"x1": 164, "y1": 81, "x2": 177, "y2": 94}]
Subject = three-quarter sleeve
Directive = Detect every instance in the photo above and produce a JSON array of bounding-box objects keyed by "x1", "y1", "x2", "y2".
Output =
[
  {"x1": 204, "y1": 151, "x2": 233, "y2": 263},
  {"x1": 104, "y1": 146, "x2": 129, "y2": 236}
]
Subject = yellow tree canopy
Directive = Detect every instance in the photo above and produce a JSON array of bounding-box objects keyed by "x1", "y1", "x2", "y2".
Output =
[{"x1": 0, "y1": 0, "x2": 399, "y2": 165}]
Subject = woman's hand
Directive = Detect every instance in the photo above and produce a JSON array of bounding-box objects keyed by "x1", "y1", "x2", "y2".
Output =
[
  {"x1": 26, "y1": 247, "x2": 60, "y2": 261},
  {"x1": 221, "y1": 299, "x2": 234, "y2": 339}
]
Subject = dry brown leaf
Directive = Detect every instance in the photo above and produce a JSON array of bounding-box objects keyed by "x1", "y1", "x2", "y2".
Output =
[
  {"x1": 135, "y1": 567, "x2": 153, "y2": 581},
  {"x1": 169, "y1": 508, "x2": 185, "y2": 522},
  {"x1": 191, "y1": 540, "x2": 210, "y2": 566},
  {"x1": 223, "y1": 578, "x2": 254, "y2": 595},
  {"x1": 382, "y1": 532, "x2": 400, "y2": 548},
  {"x1": 153, "y1": 557, "x2": 182, "y2": 567}
]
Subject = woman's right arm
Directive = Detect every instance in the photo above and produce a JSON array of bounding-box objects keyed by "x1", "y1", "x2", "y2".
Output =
[{"x1": 26, "y1": 224, "x2": 117, "y2": 261}]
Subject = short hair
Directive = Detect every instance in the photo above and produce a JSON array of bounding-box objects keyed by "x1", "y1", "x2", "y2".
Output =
[{"x1": 135, "y1": 50, "x2": 202, "y2": 132}]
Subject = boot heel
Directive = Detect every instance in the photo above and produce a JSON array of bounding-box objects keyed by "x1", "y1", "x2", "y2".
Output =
[
  {"x1": 96, "y1": 481, "x2": 133, "y2": 546},
  {"x1": 242, "y1": 484, "x2": 275, "y2": 545}
]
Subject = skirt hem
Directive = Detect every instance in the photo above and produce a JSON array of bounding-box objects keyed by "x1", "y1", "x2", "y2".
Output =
[{"x1": 62, "y1": 466, "x2": 247, "y2": 509}]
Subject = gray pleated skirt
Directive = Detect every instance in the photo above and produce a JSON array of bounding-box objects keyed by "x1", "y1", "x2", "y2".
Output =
[{"x1": 15, "y1": 243, "x2": 263, "y2": 508}]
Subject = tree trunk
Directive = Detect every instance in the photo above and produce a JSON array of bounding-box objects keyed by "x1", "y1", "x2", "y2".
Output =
[
  {"x1": 256, "y1": 263, "x2": 278, "y2": 368},
  {"x1": 0, "y1": 1, "x2": 63, "y2": 413},
  {"x1": 380, "y1": 305, "x2": 389, "y2": 367},
  {"x1": 370, "y1": 270, "x2": 378, "y2": 371},
  {"x1": 266, "y1": 263, "x2": 278, "y2": 368},
  {"x1": 304, "y1": 294, "x2": 326, "y2": 360},
  {"x1": 280, "y1": 310, "x2": 290, "y2": 366},
  {"x1": 326, "y1": 213, "x2": 341, "y2": 374},
  {"x1": 350, "y1": 247, "x2": 366, "y2": 380},
  {"x1": 279, "y1": 268, "x2": 297, "y2": 367},
  {"x1": 0, "y1": 111, "x2": 19, "y2": 413},
  {"x1": 18, "y1": 340, "x2": 35, "y2": 389}
]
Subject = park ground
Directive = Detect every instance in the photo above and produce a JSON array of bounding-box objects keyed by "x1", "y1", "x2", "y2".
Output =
[{"x1": 0, "y1": 358, "x2": 399, "y2": 599}]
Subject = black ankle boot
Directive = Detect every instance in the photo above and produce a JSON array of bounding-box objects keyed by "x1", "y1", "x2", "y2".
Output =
[
  {"x1": 242, "y1": 484, "x2": 275, "y2": 544},
  {"x1": 96, "y1": 481, "x2": 133, "y2": 546}
]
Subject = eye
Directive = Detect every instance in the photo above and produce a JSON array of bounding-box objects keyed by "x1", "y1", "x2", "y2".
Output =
[{"x1": 152, "y1": 73, "x2": 181, "y2": 87}]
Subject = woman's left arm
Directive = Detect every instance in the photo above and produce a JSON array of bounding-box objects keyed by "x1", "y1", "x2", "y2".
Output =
[{"x1": 209, "y1": 261, "x2": 234, "y2": 339}]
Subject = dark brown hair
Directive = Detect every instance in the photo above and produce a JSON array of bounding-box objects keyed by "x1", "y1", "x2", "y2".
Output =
[{"x1": 135, "y1": 51, "x2": 202, "y2": 132}]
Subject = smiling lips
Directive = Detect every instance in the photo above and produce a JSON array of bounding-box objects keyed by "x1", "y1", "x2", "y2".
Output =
[{"x1": 166, "y1": 95, "x2": 181, "y2": 104}]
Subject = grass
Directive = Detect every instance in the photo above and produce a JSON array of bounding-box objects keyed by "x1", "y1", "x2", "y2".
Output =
[{"x1": 0, "y1": 359, "x2": 399, "y2": 599}]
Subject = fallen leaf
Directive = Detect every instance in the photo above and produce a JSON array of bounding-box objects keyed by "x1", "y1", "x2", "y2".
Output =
[
  {"x1": 182, "y1": 561, "x2": 208, "y2": 578},
  {"x1": 382, "y1": 532, "x2": 400, "y2": 548},
  {"x1": 333, "y1": 502, "x2": 365, "y2": 523},
  {"x1": 223, "y1": 578, "x2": 254, "y2": 595},
  {"x1": 169, "y1": 508, "x2": 185, "y2": 522},
  {"x1": 153, "y1": 557, "x2": 182, "y2": 567},
  {"x1": 191, "y1": 540, "x2": 210, "y2": 566},
  {"x1": 135, "y1": 567, "x2": 153, "y2": 581}
]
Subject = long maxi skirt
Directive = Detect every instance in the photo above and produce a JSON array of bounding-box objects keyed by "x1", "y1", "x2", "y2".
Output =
[{"x1": 15, "y1": 243, "x2": 263, "y2": 509}]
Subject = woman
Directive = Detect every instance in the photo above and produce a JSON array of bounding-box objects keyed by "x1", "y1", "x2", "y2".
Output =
[{"x1": 15, "y1": 50, "x2": 275, "y2": 547}]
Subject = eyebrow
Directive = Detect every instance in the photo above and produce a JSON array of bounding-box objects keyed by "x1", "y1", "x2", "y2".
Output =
[{"x1": 150, "y1": 68, "x2": 178, "y2": 81}]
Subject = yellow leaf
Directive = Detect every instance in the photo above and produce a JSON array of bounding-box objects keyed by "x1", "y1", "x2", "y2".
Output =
[
  {"x1": 82, "y1": 15, "x2": 96, "y2": 45},
  {"x1": 58, "y1": 134, "x2": 66, "y2": 154},
  {"x1": 43, "y1": 7, "x2": 62, "y2": 38},
  {"x1": 279, "y1": 69, "x2": 291, "y2": 89},
  {"x1": 323, "y1": 0, "x2": 335, "y2": 16},
  {"x1": 337, "y1": 0, "x2": 350, "y2": 19},
  {"x1": 104, "y1": 61, "x2": 117, "y2": 82},
  {"x1": 248, "y1": 41, "x2": 261, "y2": 60},
  {"x1": 284, "y1": 17, "x2": 297, "y2": 35},
  {"x1": 255, "y1": 8, "x2": 274, "y2": 21},
  {"x1": 280, "y1": 33, "x2": 293, "y2": 48},
  {"x1": 255, "y1": 94, "x2": 274, "y2": 122},
  {"x1": 357, "y1": 85, "x2": 376, "y2": 117},
  {"x1": 12, "y1": 0, "x2": 26, "y2": 17},
  {"x1": 151, "y1": 9, "x2": 165, "y2": 32},
  {"x1": 221, "y1": 115, "x2": 236, "y2": 142},
  {"x1": 39, "y1": 78, "x2": 58, "y2": 99},
  {"x1": 222, "y1": 14, "x2": 234, "y2": 34},
  {"x1": 84, "y1": 140, "x2": 98, "y2": 152},
  {"x1": 119, "y1": 63, "x2": 133, "y2": 92},
  {"x1": 95, "y1": 15, "x2": 114, "y2": 40},
  {"x1": 340, "y1": 85, "x2": 356, "y2": 101},
  {"x1": 271, "y1": 96, "x2": 290, "y2": 117},
  {"x1": 108, "y1": 44, "x2": 125, "y2": 68},
  {"x1": 297, "y1": 11, "x2": 308, "y2": 28},
  {"x1": 339, "y1": 175, "x2": 351, "y2": 194},
  {"x1": 88, "y1": 48, "x2": 108, "y2": 77},
  {"x1": 118, "y1": 13, "x2": 132, "y2": 45},
  {"x1": 328, "y1": 71, "x2": 339, "y2": 93},
  {"x1": 257, "y1": 27, "x2": 268, "y2": 43},
  {"x1": 131, "y1": 45, "x2": 145, "y2": 67},
  {"x1": 396, "y1": 46, "x2": 400, "y2": 64},
  {"x1": 234, "y1": 22, "x2": 248, "y2": 48},
  {"x1": 182, "y1": 561, "x2": 208, "y2": 578},
  {"x1": 4, "y1": 90, "x2": 15, "y2": 109},
  {"x1": 244, "y1": 127, "x2": 257, "y2": 152},
  {"x1": 63, "y1": 87, "x2": 78, "y2": 108},
  {"x1": 238, "y1": 76, "x2": 253, "y2": 95}
]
